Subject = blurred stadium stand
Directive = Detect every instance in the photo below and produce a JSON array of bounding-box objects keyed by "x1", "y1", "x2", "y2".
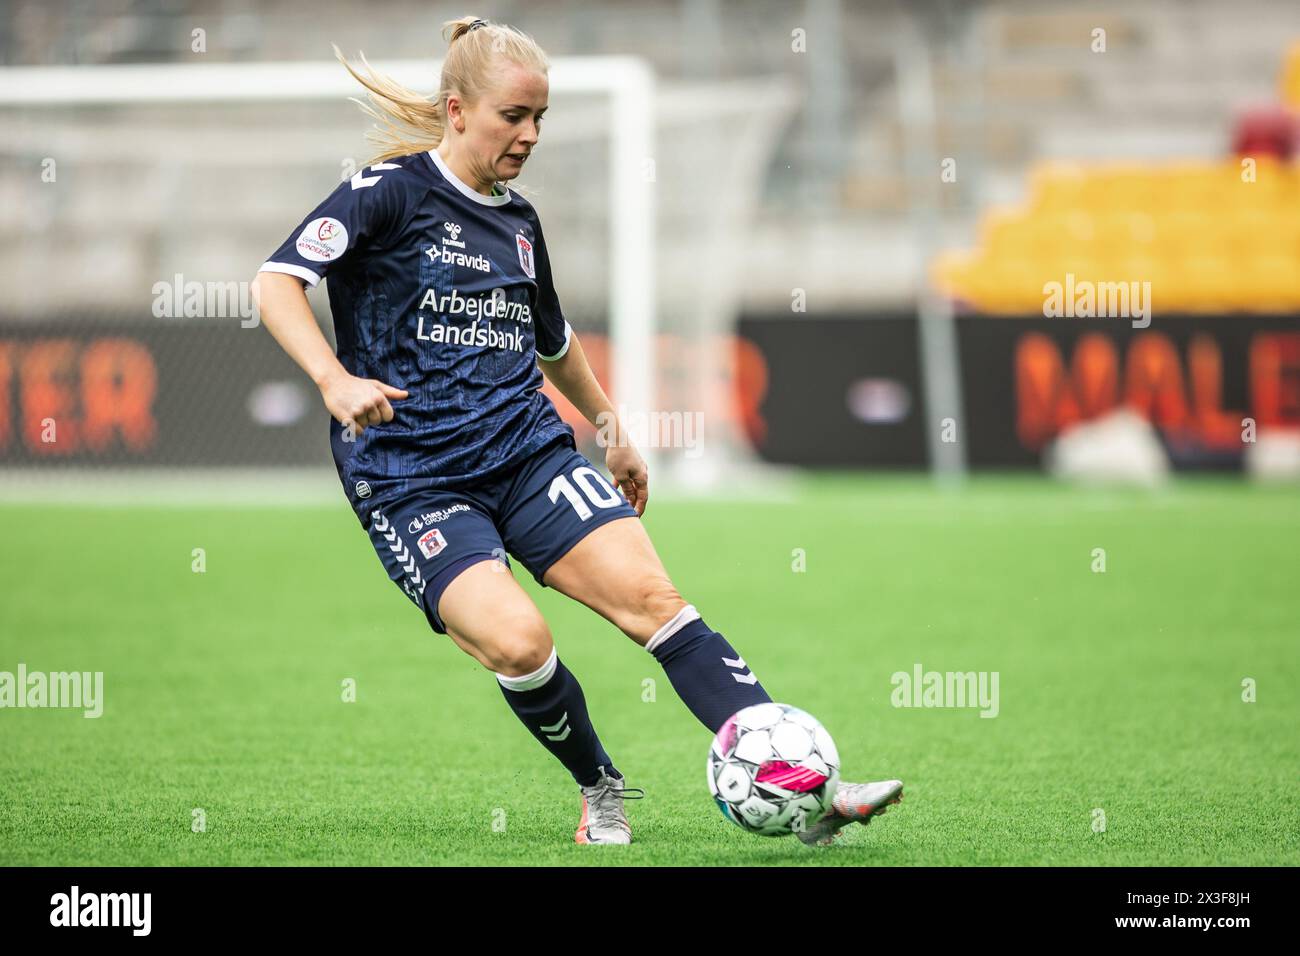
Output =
[{"x1": 5, "y1": 0, "x2": 1300, "y2": 315}]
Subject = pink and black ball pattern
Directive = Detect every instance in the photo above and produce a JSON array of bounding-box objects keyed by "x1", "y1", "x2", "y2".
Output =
[{"x1": 707, "y1": 702, "x2": 841, "y2": 836}]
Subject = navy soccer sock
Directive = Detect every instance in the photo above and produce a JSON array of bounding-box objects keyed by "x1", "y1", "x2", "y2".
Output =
[
  {"x1": 647, "y1": 604, "x2": 773, "y2": 733},
  {"x1": 496, "y1": 649, "x2": 619, "y2": 788}
]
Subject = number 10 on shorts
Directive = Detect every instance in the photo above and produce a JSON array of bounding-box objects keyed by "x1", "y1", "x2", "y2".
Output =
[{"x1": 548, "y1": 466, "x2": 623, "y2": 520}]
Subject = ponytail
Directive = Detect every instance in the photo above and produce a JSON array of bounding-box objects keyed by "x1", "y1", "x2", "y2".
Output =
[{"x1": 334, "y1": 15, "x2": 551, "y2": 166}]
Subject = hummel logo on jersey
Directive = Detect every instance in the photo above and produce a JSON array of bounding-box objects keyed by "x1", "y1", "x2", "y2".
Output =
[
  {"x1": 442, "y1": 221, "x2": 466, "y2": 248},
  {"x1": 540, "y1": 712, "x2": 572, "y2": 742},
  {"x1": 722, "y1": 655, "x2": 758, "y2": 685}
]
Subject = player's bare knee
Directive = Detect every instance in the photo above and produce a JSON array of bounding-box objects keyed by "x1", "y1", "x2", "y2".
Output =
[
  {"x1": 489, "y1": 617, "x2": 554, "y2": 677},
  {"x1": 621, "y1": 578, "x2": 687, "y2": 643},
  {"x1": 646, "y1": 578, "x2": 687, "y2": 620}
]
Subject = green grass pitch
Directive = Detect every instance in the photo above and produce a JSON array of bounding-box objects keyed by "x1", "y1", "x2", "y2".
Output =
[{"x1": 1, "y1": 476, "x2": 1296, "y2": 866}]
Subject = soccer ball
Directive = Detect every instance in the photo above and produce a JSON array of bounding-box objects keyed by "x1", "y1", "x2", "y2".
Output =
[{"x1": 707, "y1": 702, "x2": 840, "y2": 837}]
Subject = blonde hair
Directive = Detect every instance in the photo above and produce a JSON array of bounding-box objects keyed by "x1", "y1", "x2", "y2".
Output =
[{"x1": 333, "y1": 16, "x2": 550, "y2": 166}]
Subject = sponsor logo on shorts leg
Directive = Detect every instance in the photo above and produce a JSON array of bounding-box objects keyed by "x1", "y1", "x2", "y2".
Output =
[
  {"x1": 355, "y1": 480, "x2": 371, "y2": 499},
  {"x1": 408, "y1": 503, "x2": 471, "y2": 534},
  {"x1": 418, "y1": 528, "x2": 448, "y2": 559}
]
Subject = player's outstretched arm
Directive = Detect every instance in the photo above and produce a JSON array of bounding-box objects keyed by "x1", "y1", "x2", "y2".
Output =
[{"x1": 251, "y1": 272, "x2": 408, "y2": 432}]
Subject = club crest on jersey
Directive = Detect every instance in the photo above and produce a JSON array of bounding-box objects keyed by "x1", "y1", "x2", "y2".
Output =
[
  {"x1": 417, "y1": 528, "x2": 448, "y2": 559},
  {"x1": 296, "y1": 217, "x2": 348, "y2": 262},
  {"x1": 516, "y1": 234, "x2": 535, "y2": 278}
]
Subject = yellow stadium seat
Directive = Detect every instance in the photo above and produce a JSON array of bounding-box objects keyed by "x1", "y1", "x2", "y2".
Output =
[
  {"x1": 1154, "y1": 162, "x2": 1232, "y2": 214},
  {"x1": 934, "y1": 150, "x2": 1300, "y2": 314},
  {"x1": 1091, "y1": 211, "x2": 1157, "y2": 259},
  {"x1": 1027, "y1": 163, "x2": 1089, "y2": 213},
  {"x1": 1084, "y1": 164, "x2": 1159, "y2": 214}
]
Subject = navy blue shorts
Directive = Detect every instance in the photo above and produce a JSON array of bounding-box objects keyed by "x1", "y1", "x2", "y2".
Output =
[{"x1": 360, "y1": 436, "x2": 639, "y2": 635}]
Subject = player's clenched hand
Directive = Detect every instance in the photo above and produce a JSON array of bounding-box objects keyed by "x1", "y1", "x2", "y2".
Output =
[
  {"x1": 318, "y1": 370, "x2": 408, "y2": 433},
  {"x1": 606, "y1": 442, "x2": 648, "y2": 517}
]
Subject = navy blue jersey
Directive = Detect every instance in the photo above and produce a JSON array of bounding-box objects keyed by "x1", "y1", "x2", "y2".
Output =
[{"x1": 259, "y1": 148, "x2": 576, "y2": 514}]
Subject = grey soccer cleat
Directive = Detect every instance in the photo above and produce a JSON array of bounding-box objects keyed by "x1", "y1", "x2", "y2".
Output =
[
  {"x1": 797, "y1": 779, "x2": 904, "y2": 846},
  {"x1": 574, "y1": 767, "x2": 645, "y2": 845}
]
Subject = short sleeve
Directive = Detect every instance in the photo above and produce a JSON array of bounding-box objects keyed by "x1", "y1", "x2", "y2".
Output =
[
  {"x1": 258, "y1": 163, "x2": 408, "y2": 288},
  {"x1": 530, "y1": 215, "x2": 573, "y2": 361}
]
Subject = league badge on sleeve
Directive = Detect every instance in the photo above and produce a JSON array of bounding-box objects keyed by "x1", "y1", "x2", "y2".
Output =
[
  {"x1": 515, "y1": 233, "x2": 535, "y2": 278},
  {"x1": 296, "y1": 217, "x2": 349, "y2": 262}
]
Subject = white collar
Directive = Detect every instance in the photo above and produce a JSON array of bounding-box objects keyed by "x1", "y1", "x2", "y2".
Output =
[{"x1": 428, "y1": 148, "x2": 512, "y2": 206}]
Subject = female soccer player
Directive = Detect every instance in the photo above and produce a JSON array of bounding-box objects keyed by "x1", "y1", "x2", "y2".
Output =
[{"x1": 252, "y1": 15, "x2": 901, "y2": 845}]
